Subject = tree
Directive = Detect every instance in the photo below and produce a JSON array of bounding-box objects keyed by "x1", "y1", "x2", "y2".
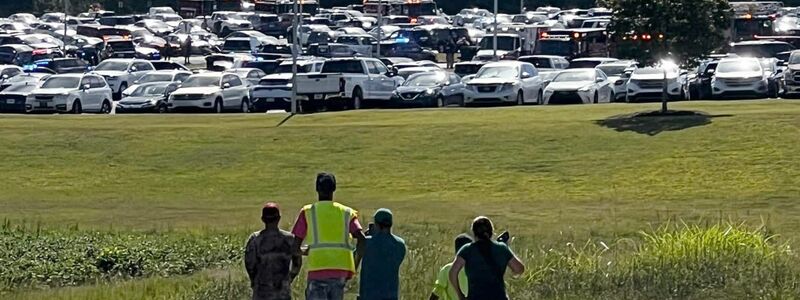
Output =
[{"x1": 603, "y1": 0, "x2": 731, "y2": 67}]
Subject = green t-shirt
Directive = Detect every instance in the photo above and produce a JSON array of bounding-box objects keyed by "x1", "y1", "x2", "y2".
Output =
[
  {"x1": 431, "y1": 263, "x2": 467, "y2": 300},
  {"x1": 456, "y1": 241, "x2": 514, "y2": 300}
]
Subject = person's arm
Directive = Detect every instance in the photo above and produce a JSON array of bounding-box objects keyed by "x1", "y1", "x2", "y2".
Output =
[
  {"x1": 244, "y1": 234, "x2": 258, "y2": 287},
  {"x1": 507, "y1": 251, "x2": 525, "y2": 276},
  {"x1": 429, "y1": 294, "x2": 439, "y2": 300},
  {"x1": 289, "y1": 236, "x2": 303, "y2": 281},
  {"x1": 449, "y1": 257, "x2": 467, "y2": 300},
  {"x1": 291, "y1": 210, "x2": 308, "y2": 256},
  {"x1": 352, "y1": 229, "x2": 366, "y2": 270}
]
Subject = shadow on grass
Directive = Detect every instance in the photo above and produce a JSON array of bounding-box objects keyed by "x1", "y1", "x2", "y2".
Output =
[{"x1": 596, "y1": 110, "x2": 733, "y2": 136}]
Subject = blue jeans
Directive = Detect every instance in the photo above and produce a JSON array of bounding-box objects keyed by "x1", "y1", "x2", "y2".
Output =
[{"x1": 305, "y1": 278, "x2": 346, "y2": 300}]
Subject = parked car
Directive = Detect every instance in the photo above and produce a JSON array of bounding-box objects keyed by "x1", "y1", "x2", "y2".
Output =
[
  {"x1": 0, "y1": 65, "x2": 23, "y2": 82},
  {"x1": 168, "y1": 73, "x2": 251, "y2": 113},
  {"x1": 116, "y1": 82, "x2": 178, "y2": 113},
  {"x1": 390, "y1": 71, "x2": 466, "y2": 107},
  {"x1": 0, "y1": 81, "x2": 37, "y2": 113},
  {"x1": 226, "y1": 68, "x2": 267, "y2": 86},
  {"x1": 122, "y1": 70, "x2": 192, "y2": 97},
  {"x1": 335, "y1": 34, "x2": 376, "y2": 56},
  {"x1": 463, "y1": 61, "x2": 544, "y2": 105},
  {"x1": 626, "y1": 67, "x2": 683, "y2": 102},
  {"x1": 453, "y1": 61, "x2": 487, "y2": 78},
  {"x1": 710, "y1": 57, "x2": 768, "y2": 99},
  {"x1": 250, "y1": 59, "x2": 324, "y2": 112},
  {"x1": 542, "y1": 68, "x2": 613, "y2": 104},
  {"x1": 568, "y1": 57, "x2": 619, "y2": 69},
  {"x1": 206, "y1": 12, "x2": 253, "y2": 36},
  {"x1": 0, "y1": 72, "x2": 49, "y2": 92},
  {"x1": 295, "y1": 58, "x2": 404, "y2": 110},
  {"x1": 781, "y1": 50, "x2": 800, "y2": 97},
  {"x1": 685, "y1": 59, "x2": 719, "y2": 100},
  {"x1": 596, "y1": 61, "x2": 637, "y2": 102},
  {"x1": 26, "y1": 74, "x2": 113, "y2": 114},
  {"x1": 28, "y1": 58, "x2": 89, "y2": 74},
  {"x1": 518, "y1": 55, "x2": 570, "y2": 72},
  {"x1": 91, "y1": 59, "x2": 155, "y2": 100}
]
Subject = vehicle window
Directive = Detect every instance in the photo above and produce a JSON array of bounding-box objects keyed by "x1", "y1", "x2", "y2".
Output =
[
  {"x1": 365, "y1": 61, "x2": 381, "y2": 74},
  {"x1": 321, "y1": 60, "x2": 366, "y2": 73},
  {"x1": 596, "y1": 70, "x2": 607, "y2": 81},
  {"x1": 175, "y1": 73, "x2": 190, "y2": 83},
  {"x1": 373, "y1": 61, "x2": 388, "y2": 74},
  {"x1": 79, "y1": 77, "x2": 91, "y2": 88},
  {"x1": 522, "y1": 64, "x2": 537, "y2": 77},
  {"x1": 228, "y1": 75, "x2": 243, "y2": 87},
  {"x1": 449, "y1": 74, "x2": 461, "y2": 85},
  {"x1": 250, "y1": 70, "x2": 266, "y2": 78},
  {"x1": 91, "y1": 76, "x2": 107, "y2": 88},
  {"x1": 1, "y1": 68, "x2": 19, "y2": 78},
  {"x1": 133, "y1": 62, "x2": 154, "y2": 71}
]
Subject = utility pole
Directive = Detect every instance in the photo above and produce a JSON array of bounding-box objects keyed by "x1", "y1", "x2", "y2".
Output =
[
  {"x1": 290, "y1": 0, "x2": 300, "y2": 114},
  {"x1": 63, "y1": 0, "x2": 68, "y2": 53},
  {"x1": 520, "y1": 0, "x2": 524, "y2": 14},
  {"x1": 376, "y1": 0, "x2": 383, "y2": 57},
  {"x1": 493, "y1": 0, "x2": 498, "y2": 60}
]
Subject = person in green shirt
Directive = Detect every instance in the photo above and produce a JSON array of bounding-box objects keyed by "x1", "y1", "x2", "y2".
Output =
[{"x1": 429, "y1": 234, "x2": 473, "y2": 300}]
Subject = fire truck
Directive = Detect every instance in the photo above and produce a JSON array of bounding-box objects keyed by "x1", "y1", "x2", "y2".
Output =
[
  {"x1": 729, "y1": 1, "x2": 782, "y2": 42},
  {"x1": 535, "y1": 28, "x2": 610, "y2": 59},
  {"x1": 363, "y1": 0, "x2": 438, "y2": 20},
  {"x1": 254, "y1": 0, "x2": 319, "y2": 15}
]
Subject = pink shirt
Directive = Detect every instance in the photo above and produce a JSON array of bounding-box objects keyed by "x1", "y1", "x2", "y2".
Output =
[{"x1": 292, "y1": 208, "x2": 362, "y2": 280}]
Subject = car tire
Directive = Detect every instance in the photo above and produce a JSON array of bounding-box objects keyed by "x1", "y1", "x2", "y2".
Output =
[
  {"x1": 100, "y1": 100, "x2": 112, "y2": 114},
  {"x1": 71, "y1": 100, "x2": 82, "y2": 114},
  {"x1": 457, "y1": 95, "x2": 465, "y2": 107},
  {"x1": 436, "y1": 95, "x2": 445, "y2": 108},
  {"x1": 609, "y1": 92, "x2": 614, "y2": 103},
  {"x1": 537, "y1": 91, "x2": 543, "y2": 105},
  {"x1": 115, "y1": 83, "x2": 127, "y2": 101},
  {"x1": 157, "y1": 105, "x2": 168, "y2": 113},
  {"x1": 593, "y1": 92, "x2": 598, "y2": 104},
  {"x1": 213, "y1": 98, "x2": 223, "y2": 113},
  {"x1": 241, "y1": 98, "x2": 250, "y2": 113},
  {"x1": 516, "y1": 91, "x2": 524, "y2": 105},
  {"x1": 352, "y1": 88, "x2": 363, "y2": 110}
]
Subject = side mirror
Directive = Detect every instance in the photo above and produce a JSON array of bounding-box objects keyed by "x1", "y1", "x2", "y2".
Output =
[
  {"x1": 1, "y1": 74, "x2": 8, "y2": 80},
  {"x1": 222, "y1": 82, "x2": 231, "y2": 89},
  {"x1": 129, "y1": 67, "x2": 137, "y2": 73},
  {"x1": 521, "y1": 72, "x2": 532, "y2": 79},
  {"x1": 778, "y1": 61, "x2": 788, "y2": 67},
  {"x1": 596, "y1": 78, "x2": 604, "y2": 83},
  {"x1": 707, "y1": 69, "x2": 716, "y2": 75},
  {"x1": 82, "y1": 83, "x2": 90, "y2": 90}
]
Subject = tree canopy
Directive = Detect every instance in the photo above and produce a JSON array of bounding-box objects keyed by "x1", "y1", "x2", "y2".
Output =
[{"x1": 603, "y1": 0, "x2": 732, "y2": 66}]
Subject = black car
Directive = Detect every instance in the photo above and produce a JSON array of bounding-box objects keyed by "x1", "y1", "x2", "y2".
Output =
[
  {"x1": 390, "y1": 71, "x2": 466, "y2": 107},
  {"x1": 378, "y1": 41, "x2": 437, "y2": 61},
  {"x1": 151, "y1": 61, "x2": 189, "y2": 71},
  {"x1": 0, "y1": 82, "x2": 37, "y2": 113},
  {"x1": 685, "y1": 60, "x2": 718, "y2": 100},
  {"x1": 453, "y1": 61, "x2": 487, "y2": 78},
  {"x1": 29, "y1": 58, "x2": 89, "y2": 74},
  {"x1": 116, "y1": 82, "x2": 178, "y2": 113}
]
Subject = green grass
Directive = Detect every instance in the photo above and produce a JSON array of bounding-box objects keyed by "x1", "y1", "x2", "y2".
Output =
[{"x1": 1, "y1": 100, "x2": 800, "y2": 299}]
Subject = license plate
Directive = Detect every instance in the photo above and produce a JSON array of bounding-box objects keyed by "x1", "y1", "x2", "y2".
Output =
[
  {"x1": 5, "y1": 99, "x2": 14, "y2": 104},
  {"x1": 265, "y1": 98, "x2": 275, "y2": 102},
  {"x1": 39, "y1": 102, "x2": 49, "y2": 108}
]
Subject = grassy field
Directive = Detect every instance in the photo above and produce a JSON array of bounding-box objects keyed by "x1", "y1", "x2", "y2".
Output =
[{"x1": 1, "y1": 100, "x2": 800, "y2": 299}]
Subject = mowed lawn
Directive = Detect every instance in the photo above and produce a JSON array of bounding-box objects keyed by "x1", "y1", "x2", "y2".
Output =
[
  {"x1": 2, "y1": 101, "x2": 799, "y2": 238},
  {"x1": 2, "y1": 100, "x2": 800, "y2": 299}
]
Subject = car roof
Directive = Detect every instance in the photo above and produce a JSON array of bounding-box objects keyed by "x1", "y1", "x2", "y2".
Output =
[
  {"x1": 572, "y1": 57, "x2": 618, "y2": 62},
  {"x1": 48, "y1": 73, "x2": 86, "y2": 78},
  {"x1": 146, "y1": 70, "x2": 189, "y2": 74},
  {"x1": 484, "y1": 61, "x2": 525, "y2": 67}
]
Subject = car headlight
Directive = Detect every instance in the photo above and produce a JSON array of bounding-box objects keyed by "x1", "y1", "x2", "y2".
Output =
[
  {"x1": 425, "y1": 88, "x2": 436, "y2": 95},
  {"x1": 578, "y1": 86, "x2": 591, "y2": 92},
  {"x1": 204, "y1": 91, "x2": 216, "y2": 96},
  {"x1": 60, "y1": 92, "x2": 70, "y2": 96},
  {"x1": 499, "y1": 83, "x2": 514, "y2": 92}
]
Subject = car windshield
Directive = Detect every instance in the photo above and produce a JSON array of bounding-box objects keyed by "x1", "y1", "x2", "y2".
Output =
[
  {"x1": 476, "y1": 66, "x2": 518, "y2": 79},
  {"x1": 181, "y1": 76, "x2": 220, "y2": 87},
  {"x1": 521, "y1": 57, "x2": 553, "y2": 68},
  {"x1": 404, "y1": 73, "x2": 446, "y2": 86},
  {"x1": 275, "y1": 64, "x2": 313, "y2": 73},
  {"x1": 95, "y1": 61, "x2": 129, "y2": 71},
  {"x1": 139, "y1": 74, "x2": 173, "y2": 83},
  {"x1": 479, "y1": 36, "x2": 517, "y2": 51},
  {"x1": 553, "y1": 71, "x2": 594, "y2": 82},
  {"x1": 717, "y1": 60, "x2": 761, "y2": 73},
  {"x1": 596, "y1": 65, "x2": 628, "y2": 76},
  {"x1": 41, "y1": 77, "x2": 80, "y2": 89},
  {"x1": 130, "y1": 84, "x2": 166, "y2": 96},
  {"x1": 790, "y1": 54, "x2": 800, "y2": 64}
]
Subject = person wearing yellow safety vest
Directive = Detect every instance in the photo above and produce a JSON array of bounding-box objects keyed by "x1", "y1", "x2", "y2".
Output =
[{"x1": 291, "y1": 172, "x2": 366, "y2": 300}]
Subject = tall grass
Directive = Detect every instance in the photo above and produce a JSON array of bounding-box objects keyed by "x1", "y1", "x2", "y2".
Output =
[{"x1": 5, "y1": 223, "x2": 799, "y2": 299}]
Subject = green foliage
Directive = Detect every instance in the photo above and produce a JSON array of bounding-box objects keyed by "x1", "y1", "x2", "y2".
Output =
[
  {"x1": 0, "y1": 225, "x2": 242, "y2": 291},
  {"x1": 605, "y1": 0, "x2": 731, "y2": 66}
]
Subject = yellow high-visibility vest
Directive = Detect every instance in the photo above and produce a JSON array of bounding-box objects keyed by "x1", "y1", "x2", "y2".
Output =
[{"x1": 303, "y1": 201, "x2": 357, "y2": 273}]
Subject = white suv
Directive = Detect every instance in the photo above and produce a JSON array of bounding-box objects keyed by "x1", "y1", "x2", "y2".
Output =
[
  {"x1": 625, "y1": 67, "x2": 683, "y2": 103},
  {"x1": 92, "y1": 59, "x2": 154, "y2": 100},
  {"x1": 463, "y1": 61, "x2": 544, "y2": 105},
  {"x1": 168, "y1": 73, "x2": 251, "y2": 113},
  {"x1": 26, "y1": 74, "x2": 113, "y2": 114},
  {"x1": 711, "y1": 58, "x2": 768, "y2": 99}
]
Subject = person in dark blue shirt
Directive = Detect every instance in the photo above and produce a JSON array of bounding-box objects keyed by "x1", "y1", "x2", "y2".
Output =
[
  {"x1": 449, "y1": 216, "x2": 525, "y2": 300},
  {"x1": 359, "y1": 208, "x2": 407, "y2": 300}
]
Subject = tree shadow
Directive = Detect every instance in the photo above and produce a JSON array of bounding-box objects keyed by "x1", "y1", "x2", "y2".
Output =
[{"x1": 595, "y1": 110, "x2": 733, "y2": 136}]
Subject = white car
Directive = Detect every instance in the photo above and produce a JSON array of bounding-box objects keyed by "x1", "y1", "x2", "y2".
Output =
[
  {"x1": 206, "y1": 12, "x2": 252, "y2": 36},
  {"x1": 711, "y1": 57, "x2": 768, "y2": 99},
  {"x1": 251, "y1": 60, "x2": 324, "y2": 112},
  {"x1": 596, "y1": 61, "x2": 638, "y2": 102},
  {"x1": 626, "y1": 67, "x2": 683, "y2": 103},
  {"x1": 463, "y1": 61, "x2": 544, "y2": 105},
  {"x1": 91, "y1": 59, "x2": 155, "y2": 100},
  {"x1": 122, "y1": 70, "x2": 192, "y2": 97},
  {"x1": 26, "y1": 74, "x2": 113, "y2": 114},
  {"x1": 9, "y1": 13, "x2": 37, "y2": 25},
  {"x1": 542, "y1": 68, "x2": 613, "y2": 105},
  {"x1": 168, "y1": 73, "x2": 251, "y2": 113}
]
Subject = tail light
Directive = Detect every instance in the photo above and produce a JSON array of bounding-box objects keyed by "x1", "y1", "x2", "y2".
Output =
[{"x1": 339, "y1": 78, "x2": 346, "y2": 93}]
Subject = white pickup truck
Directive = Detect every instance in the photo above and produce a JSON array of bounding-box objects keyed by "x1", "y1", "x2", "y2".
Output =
[{"x1": 295, "y1": 58, "x2": 404, "y2": 110}]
